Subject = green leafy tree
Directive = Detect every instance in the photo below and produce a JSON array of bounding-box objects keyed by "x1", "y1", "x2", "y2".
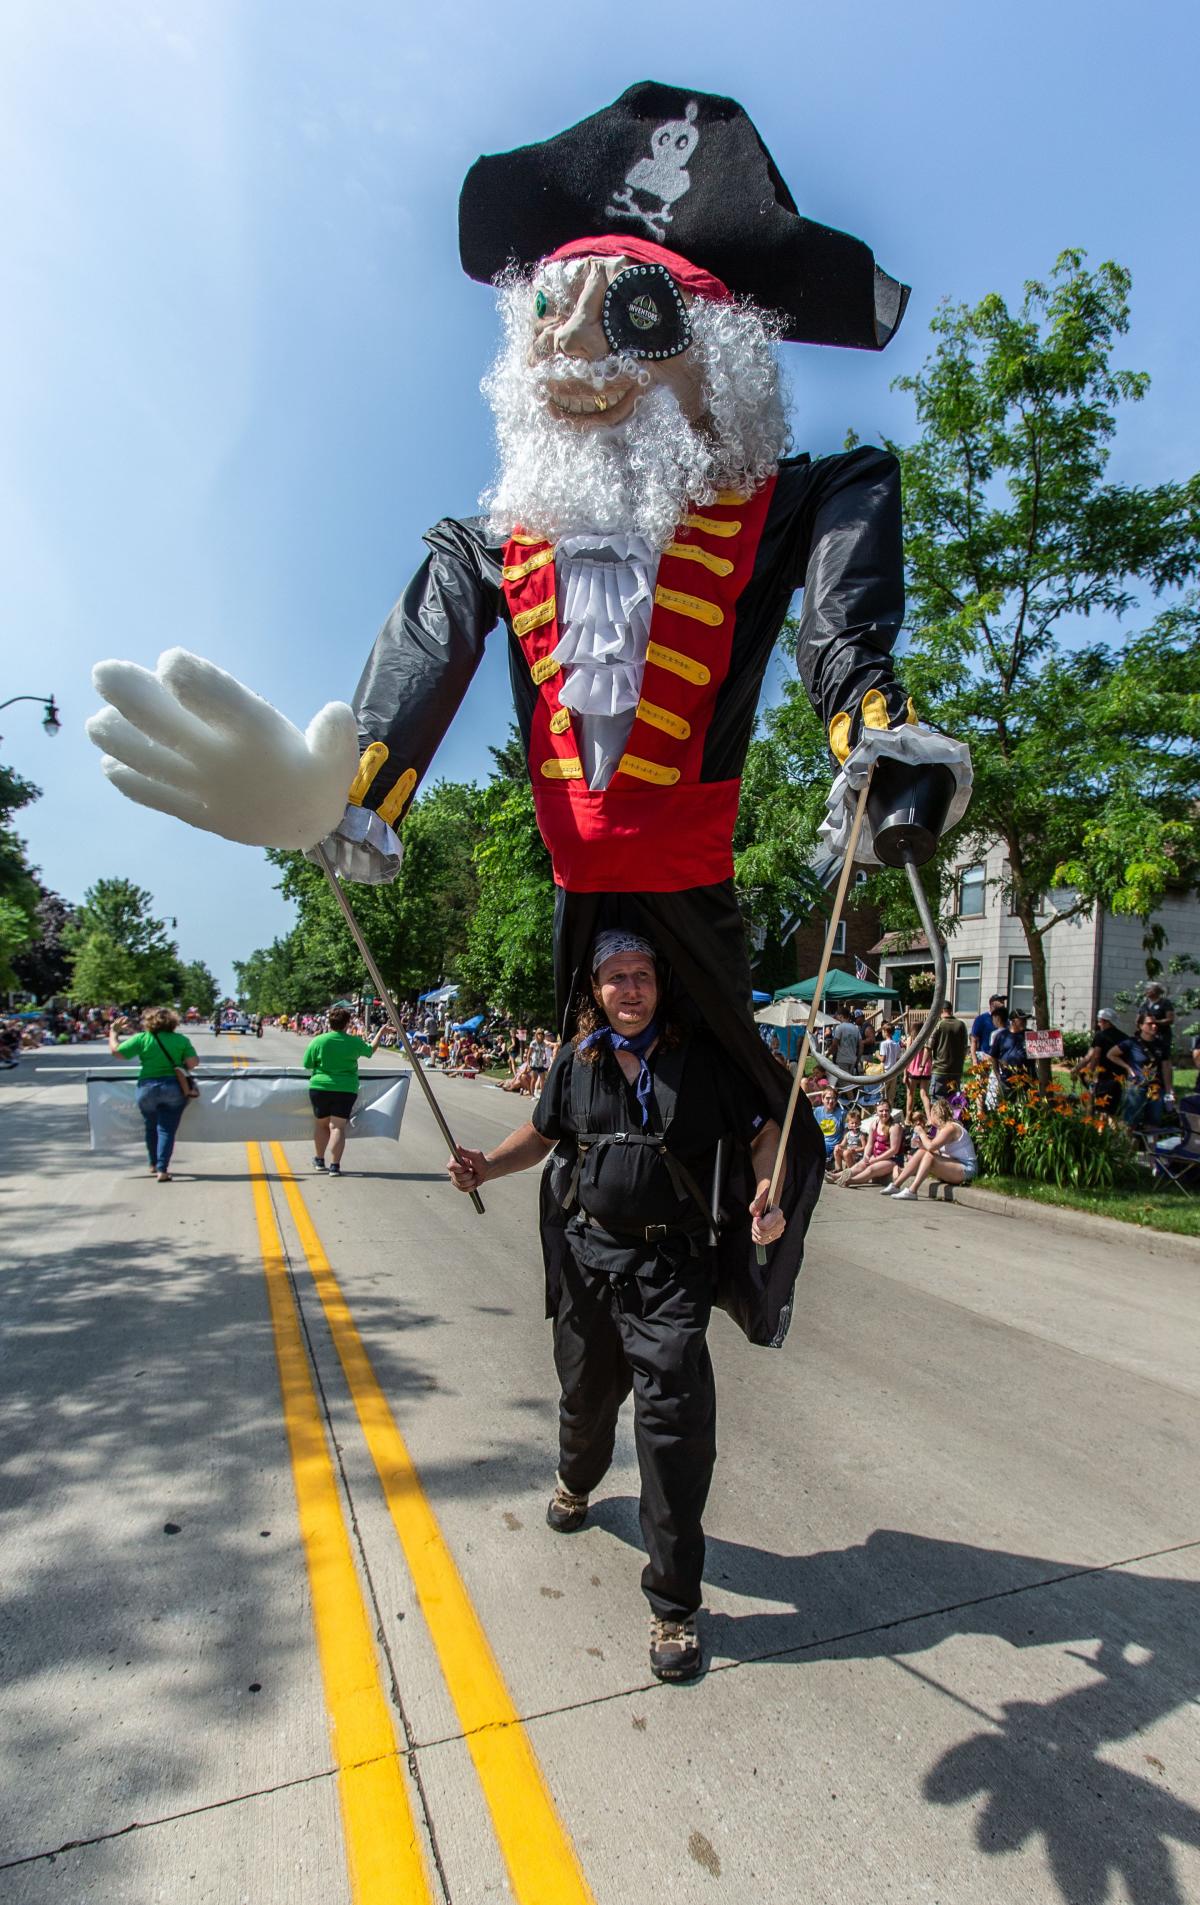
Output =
[
  {"x1": 240, "y1": 779, "x2": 483, "y2": 1013},
  {"x1": 12, "y1": 886, "x2": 73, "y2": 1000},
  {"x1": 65, "y1": 877, "x2": 180, "y2": 1004},
  {"x1": 178, "y1": 958, "x2": 220, "y2": 1014},
  {"x1": 889, "y1": 250, "x2": 1199, "y2": 1031},
  {"x1": 458, "y1": 774, "x2": 556, "y2": 1021},
  {"x1": 0, "y1": 763, "x2": 42, "y2": 979}
]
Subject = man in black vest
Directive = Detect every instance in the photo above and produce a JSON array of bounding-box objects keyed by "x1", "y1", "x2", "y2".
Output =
[{"x1": 448, "y1": 929, "x2": 784, "y2": 1682}]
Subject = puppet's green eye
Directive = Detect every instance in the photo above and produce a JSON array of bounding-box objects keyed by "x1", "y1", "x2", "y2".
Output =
[{"x1": 534, "y1": 289, "x2": 548, "y2": 319}]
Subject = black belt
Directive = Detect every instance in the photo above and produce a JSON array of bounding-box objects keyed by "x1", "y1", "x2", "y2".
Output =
[{"x1": 576, "y1": 1211, "x2": 708, "y2": 1244}]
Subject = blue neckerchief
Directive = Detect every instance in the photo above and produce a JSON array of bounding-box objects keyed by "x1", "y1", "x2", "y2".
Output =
[{"x1": 578, "y1": 1017, "x2": 660, "y2": 1128}]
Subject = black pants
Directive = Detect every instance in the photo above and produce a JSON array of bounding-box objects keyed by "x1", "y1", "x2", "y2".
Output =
[{"x1": 553, "y1": 1245, "x2": 716, "y2": 1621}]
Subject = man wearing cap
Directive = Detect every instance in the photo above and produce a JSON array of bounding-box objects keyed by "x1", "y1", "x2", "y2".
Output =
[{"x1": 449, "y1": 928, "x2": 785, "y2": 1681}]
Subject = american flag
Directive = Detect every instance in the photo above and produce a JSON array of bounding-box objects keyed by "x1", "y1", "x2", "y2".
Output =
[{"x1": 854, "y1": 956, "x2": 869, "y2": 981}]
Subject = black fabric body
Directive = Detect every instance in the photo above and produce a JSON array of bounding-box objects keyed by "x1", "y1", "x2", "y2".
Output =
[
  {"x1": 349, "y1": 448, "x2": 905, "y2": 1344},
  {"x1": 533, "y1": 1029, "x2": 758, "y2": 1270},
  {"x1": 553, "y1": 1244, "x2": 716, "y2": 1621},
  {"x1": 459, "y1": 81, "x2": 908, "y2": 350}
]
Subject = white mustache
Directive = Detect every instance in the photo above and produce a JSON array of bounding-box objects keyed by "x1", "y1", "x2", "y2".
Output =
[{"x1": 534, "y1": 353, "x2": 651, "y2": 396}]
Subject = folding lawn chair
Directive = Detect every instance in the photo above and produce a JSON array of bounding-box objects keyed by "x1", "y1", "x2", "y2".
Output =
[{"x1": 1148, "y1": 1095, "x2": 1200, "y2": 1193}]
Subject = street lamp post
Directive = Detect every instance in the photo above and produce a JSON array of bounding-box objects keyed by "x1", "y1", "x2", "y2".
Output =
[{"x1": 0, "y1": 694, "x2": 61, "y2": 741}]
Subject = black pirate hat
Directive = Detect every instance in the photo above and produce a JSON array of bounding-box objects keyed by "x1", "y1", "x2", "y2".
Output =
[{"x1": 459, "y1": 81, "x2": 908, "y2": 351}]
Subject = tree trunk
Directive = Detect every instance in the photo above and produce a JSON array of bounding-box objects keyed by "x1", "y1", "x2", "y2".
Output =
[{"x1": 1008, "y1": 840, "x2": 1054, "y2": 1087}]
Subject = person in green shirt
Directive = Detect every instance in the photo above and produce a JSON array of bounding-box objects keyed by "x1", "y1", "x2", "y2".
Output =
[
  {"x1": 302, "y1": 1007, "x2": 385, "y2": 1175},
  {"x1": 108, "y1": 1006, "x2": 199, "y2": 1181}
]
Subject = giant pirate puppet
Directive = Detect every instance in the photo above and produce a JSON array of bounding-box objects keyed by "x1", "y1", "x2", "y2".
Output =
[
  {"x1": 88, "y1": 86, "x2": 968, "y2": 1669},
  {"x1": 345, "y1": 83, "x2": 967, "y2": 1340}
]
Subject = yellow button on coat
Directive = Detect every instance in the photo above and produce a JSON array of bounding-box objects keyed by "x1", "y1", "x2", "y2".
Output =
[
  {"x1": 653, "y1": 586, "x2": 724, "y2": 627},
  {"x1": 515, "y1": 598, "x2": 556, "y2": 638},
  {"x1": 646, "y1": 642, "x2": 711, "y2": 686},
  {"x1": 618, "y1": 754, "x2": 681, "y2": 786},
  {"x1": 663, "y1": 542, "x2": 734, "y2": 577}
]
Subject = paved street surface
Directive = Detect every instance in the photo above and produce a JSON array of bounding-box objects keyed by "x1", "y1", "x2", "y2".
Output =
[{"x1": 2, "y1": 1028, "x2": 1198, "y2": 1905}]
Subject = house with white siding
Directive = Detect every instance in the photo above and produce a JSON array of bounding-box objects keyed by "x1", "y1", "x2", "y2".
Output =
[{"x1": 872, "y1": 838, "x2": 1199, "y2": 1031}]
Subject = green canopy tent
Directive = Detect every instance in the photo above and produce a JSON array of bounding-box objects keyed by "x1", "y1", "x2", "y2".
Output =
[{"x1": 774, "y1": 970, "x2": 900, "y2": 1006}]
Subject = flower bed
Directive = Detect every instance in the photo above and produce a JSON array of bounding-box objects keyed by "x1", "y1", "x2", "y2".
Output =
[{"x1": 961, "y1": 1064, "x2": 1139, "y2": 1192}]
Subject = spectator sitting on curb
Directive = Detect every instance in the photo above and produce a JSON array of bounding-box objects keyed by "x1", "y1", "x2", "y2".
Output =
[
  {"x1": 830, "y1": 1105, "x2": 866, "y2": 1177},
  {"x1": 814, "y1": 1087, "x2": 845, "y2": 1167},
  {"x1": 881, "y1": 1097, "x2": 978, "y2": 1200},
  {"x1": 841, "y1": 1108, "x2": 907, "y2": 1187}
]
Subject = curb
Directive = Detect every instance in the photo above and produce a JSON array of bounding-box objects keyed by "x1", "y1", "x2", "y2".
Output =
[{"x1": 940, "y1": 1182, "x2": 1200, "y2": 1261}]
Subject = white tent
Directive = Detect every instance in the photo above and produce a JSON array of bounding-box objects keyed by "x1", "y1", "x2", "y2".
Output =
[{"x1": 754, "y1": 999, "x2": 835, "y2": 1031}]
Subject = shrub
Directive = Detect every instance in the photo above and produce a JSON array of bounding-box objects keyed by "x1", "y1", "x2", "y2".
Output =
[
  {"x1": 1061, "y1": 1030, "x2": 1094, "y2": 1060},
  {"x1": 961, "y1": 1063, "x2": 1139, "y2": 1192}
]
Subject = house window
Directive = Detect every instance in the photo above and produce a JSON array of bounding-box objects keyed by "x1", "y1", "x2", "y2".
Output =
[
  {"x1": 1008, "y1": 956, "x2": 1036, "y2": 1021},
  {"x1": 958, "y1": 864, "x2": 986, "y2": 917},
  {"x1": 1008, "y1": 887, "x2": 1045, "y2": 917},
  {"x1": 832, "y1": 922, "x2": 846, "y2": 954},
  {"x1": 952, "y1": 959, "x2": 982, "y2": 1016}
]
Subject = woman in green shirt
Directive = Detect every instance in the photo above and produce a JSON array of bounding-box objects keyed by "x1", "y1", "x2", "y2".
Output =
[
  {"x1": 302, "y1": 1007, "x2": 385, "y2": 1176},
  {"x1": 108, "y1": 1006, "x2": 199, "y2": 1181}
]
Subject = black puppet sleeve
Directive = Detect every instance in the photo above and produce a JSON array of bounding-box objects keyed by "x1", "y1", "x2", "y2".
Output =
[
  {"x1": 784, "y1": 446, "x2": 912, "y2": 762},
  {"x1": 349, "y1": 517, "x2": 503, "y2": 826},
  {"x1": 701, "y1": 447, "x2": 912, "y2": 786}
]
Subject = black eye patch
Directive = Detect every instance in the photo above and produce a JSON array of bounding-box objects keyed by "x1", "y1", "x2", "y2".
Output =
[{"x1": 601, "y1": 263, "x2": 692, "y2": 361}]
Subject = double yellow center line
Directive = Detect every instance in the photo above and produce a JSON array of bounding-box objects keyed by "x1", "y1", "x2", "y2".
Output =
[{"x1": 241, "y1": 1068, "x2": 594, "y2": 1903}]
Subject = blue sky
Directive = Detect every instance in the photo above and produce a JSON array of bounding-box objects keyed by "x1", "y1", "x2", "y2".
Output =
[{"x1": 2, "y1": 0, "x2": 1195, "y2": 993}]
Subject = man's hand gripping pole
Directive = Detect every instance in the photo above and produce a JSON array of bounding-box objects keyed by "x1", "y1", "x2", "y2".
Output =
[{"x1": 313, "y1": 842, "x2": 485, "y2": 1215}]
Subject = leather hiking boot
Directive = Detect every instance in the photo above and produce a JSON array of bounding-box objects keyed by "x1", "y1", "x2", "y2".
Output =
[
  {"x1": 545, "y1": 1477, "x2": 589, "y2": 1533},
  {"x1": 649, "y1": 1614, "x2": 702, "y2": 1683}
]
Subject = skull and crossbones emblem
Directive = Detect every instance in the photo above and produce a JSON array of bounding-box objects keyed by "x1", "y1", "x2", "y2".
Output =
[{"x1": 606, "y1": 100, "x2": 700, "y2": 241}]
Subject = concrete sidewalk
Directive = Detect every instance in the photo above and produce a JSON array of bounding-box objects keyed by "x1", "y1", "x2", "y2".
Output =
[{"x1": 2, "y1": 1035, "x2": 1197, "y2": 1903}]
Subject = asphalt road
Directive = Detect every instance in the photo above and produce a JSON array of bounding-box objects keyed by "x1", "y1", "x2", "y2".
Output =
[{"x1": 2, "y1": 1027, "x2": 1198, "y2": 1905}]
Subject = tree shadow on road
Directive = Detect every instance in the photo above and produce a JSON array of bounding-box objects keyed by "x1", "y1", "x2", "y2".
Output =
[
  {"x1": 591, "y1": 1504, "x2": 1200, "y2": 1905},
  {"x1": 0, "y1": 1230, "x2": 446, "y2": 1864}
]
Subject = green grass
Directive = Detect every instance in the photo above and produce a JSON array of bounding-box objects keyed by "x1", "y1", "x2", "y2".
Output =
[{"x1": 977, "y1": 1174, "x2": 1200, "y2": 1239}]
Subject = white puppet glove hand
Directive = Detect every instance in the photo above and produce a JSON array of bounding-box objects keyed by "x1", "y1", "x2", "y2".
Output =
[
  {"x1": 818, "y1": 723, "x2": 973, "y2": 868},
  {"x1": 87, "y1": 648, "x2": 360, "y2": 852}
]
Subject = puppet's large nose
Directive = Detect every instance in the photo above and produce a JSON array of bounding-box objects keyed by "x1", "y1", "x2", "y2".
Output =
[{"x1": 551, "y1": 265, "x2": 608, "y2": 360}]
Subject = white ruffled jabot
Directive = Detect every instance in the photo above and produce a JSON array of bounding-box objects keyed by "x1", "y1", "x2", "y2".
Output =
[{"x1": 552, "y1": 534, "x2": 660, "y2": 789}]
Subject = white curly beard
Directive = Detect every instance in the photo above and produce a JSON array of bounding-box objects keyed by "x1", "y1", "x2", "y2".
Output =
[{"x1": 480, "y1": 269, "x2": 791, "y2": 551}]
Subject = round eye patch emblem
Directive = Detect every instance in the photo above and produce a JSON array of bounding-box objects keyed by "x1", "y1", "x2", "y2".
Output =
[
  {"x1": 627, "y1": 294, "x2": 660, "y2": 332},
  {"x1": 534, "y1": 289, "x2": 548, "y2": 319},
  {"x1": 602, "y1": 263, "x2": 692, "y2": 362}
]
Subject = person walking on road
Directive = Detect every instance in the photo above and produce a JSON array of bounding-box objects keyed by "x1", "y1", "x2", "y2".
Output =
[
  {"x1": 109, "y1": 1006, "x2": 199, "y2": 1182},
  {"x1": 303, "y1": 1006, "x2": 385, "y2": 1175},
  {"x1": 446, "y1": 930, "x2": 786, "y2": 1685}
]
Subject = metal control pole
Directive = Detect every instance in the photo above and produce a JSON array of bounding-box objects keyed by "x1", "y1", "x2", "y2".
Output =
[{"x1": 314, "y1": 843, "x2": 484, "y2": 1215}]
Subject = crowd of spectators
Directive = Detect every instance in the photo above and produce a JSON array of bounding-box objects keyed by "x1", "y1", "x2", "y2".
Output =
[
  {"x1": 787, "y1": 979, "x2": 1198, "y2": 1205},
  {"x1": 275, "y1": 1001, "x2": 561, "y2": 1098}
]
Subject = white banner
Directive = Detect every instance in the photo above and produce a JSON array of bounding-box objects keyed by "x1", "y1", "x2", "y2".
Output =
[{"x1": 86, "y1": 1070, "x2": 410, "y2": 1149}]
